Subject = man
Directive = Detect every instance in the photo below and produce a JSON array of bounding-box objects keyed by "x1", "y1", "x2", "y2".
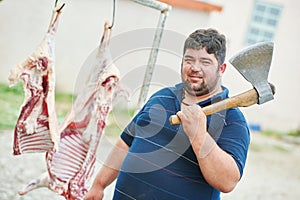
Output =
[{"x1": 85, "y1": 28, "x2": 250, "y2": 200}]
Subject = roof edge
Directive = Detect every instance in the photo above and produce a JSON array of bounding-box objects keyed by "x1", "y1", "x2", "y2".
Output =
[{"x1": 157, "y1": 0, "x2": 223, "y2": 12}]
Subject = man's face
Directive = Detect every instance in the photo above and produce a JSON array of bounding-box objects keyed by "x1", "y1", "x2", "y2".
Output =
[{"x1": 181, "y1": 48, "x2": 224, "y2": 96}]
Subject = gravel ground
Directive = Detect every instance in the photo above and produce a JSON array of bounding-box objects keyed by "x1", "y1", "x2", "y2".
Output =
[
  {"x1": 0, "y1": 130, "x2": 116, "y2": 200},
  {"x1": 222, "y1": 132, "x2": 300, "y2": 200},
  {"x1": 1, "y1": 130, "x2": 299, "y2": 200}
]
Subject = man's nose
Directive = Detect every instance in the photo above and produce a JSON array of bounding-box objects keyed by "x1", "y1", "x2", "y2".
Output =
[{"x1": 191, "y1": 62, "x2": 202, "y2": 71}]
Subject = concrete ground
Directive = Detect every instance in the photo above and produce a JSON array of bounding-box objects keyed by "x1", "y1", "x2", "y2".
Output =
[{"x1": 0, "y1": 130, "x2": 299, "y2": 200}]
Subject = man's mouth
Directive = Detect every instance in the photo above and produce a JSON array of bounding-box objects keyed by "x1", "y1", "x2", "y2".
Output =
[{"x1": 189, "y1": 75, "x2": 203, "y2": 82}]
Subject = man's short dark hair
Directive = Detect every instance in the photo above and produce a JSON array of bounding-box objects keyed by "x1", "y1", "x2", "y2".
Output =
[{"x1": 183, "y1": 28, "x2": 226, "y2": 65}]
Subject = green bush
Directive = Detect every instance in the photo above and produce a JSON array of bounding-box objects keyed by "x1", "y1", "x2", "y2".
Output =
[
  {"x1": 0, "y1": 82, "x2": 72, "y2": 130},
  {"x1": 288, "y1": 129, "x2": 300, "y2": 137}
]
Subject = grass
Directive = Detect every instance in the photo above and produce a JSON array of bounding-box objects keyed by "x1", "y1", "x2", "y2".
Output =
[
  {"x1": 260, "y1": 129, "x2": 284, "y2": 139},
  {"x1": 261, "y1": 129, "x2": 300, "y2": 138},
  {"x1": 0, "y1": 82, "x2": 134, "y2": 136},
  {"x1": 250, "y1": 142, "x2": 290, "y2": 153},
  {"x1": 287, "y1": 129, "x2": 300, "y2": 137},
  {"x1": 106, "y1": 108, "x2": 135, "y2": 136},
  {"x1": 0, "y1": 82, "x2": 25, "y2": 130},
  {"x1": 0, "y1": 82, "x2": 73, "y2": 130}
]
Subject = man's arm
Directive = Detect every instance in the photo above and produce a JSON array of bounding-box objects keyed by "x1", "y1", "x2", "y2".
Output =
[
  {"x1": 177, "y1": 104, "x2": 240, "y2": 193},
  {"x1": 191, "y1": 133, "x2": 240, "y2": 193},
  {"x1": 85, "y1": 138, "x2": 129, "y2": 200}
]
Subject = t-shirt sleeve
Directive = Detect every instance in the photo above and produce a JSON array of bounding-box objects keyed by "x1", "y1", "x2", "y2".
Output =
[
  {"x1": 215, "y1": 109, "x2": 250, "y2": 178},
  {"x1": 120, "y1": 87, "x2": 180, "y2": 147},
  {"x1": 220, "y1": 123, "x2": 250, "y2": 177},
  {"x1": 120, "y1": 115, "x2": 138, "y2": 147}
]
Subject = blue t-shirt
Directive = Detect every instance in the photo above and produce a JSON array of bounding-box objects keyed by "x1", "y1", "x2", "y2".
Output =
[{"x1": 113, "y1": 83, "x2": 250, "y2": 200}]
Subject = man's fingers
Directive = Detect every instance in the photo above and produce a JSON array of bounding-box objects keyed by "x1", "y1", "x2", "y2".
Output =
[{"x1": 176, "y1": 111, "x2": 183, "y2": 119}]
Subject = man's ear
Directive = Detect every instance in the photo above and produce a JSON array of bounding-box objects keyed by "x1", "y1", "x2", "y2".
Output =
[{"x1": 219, "y1": 63, "x2": 226, "y2": 74}]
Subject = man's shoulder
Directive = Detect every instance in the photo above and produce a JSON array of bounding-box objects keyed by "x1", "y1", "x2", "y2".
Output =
[
  {"x1": 225, "y1": 107, "x2": 248, "y2": 125},
  {"x1": 144, "y1": 84, "x2": 182, "y2": 110},
  {"x1": 151, "y1": 83, "x2": 183, "y2": 98},
  {"x1": 220, "y1": 86, "x2": 247, "y2": 122}
]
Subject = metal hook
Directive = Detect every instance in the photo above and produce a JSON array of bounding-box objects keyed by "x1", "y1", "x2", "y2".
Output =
[
  {"x1": 108, "y1": 0, "x2": 116, "y2": 29},
  {"x1": 54, "y1": 0, "x2": 65, "y2": 12},
  {"x1": 57, "y1": 3, "x2": 65, "y2": 12}
]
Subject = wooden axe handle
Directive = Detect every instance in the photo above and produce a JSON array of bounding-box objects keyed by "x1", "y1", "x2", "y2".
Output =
[{"x1": 169, "y1": 88, "x2": 259, "y2": 125}]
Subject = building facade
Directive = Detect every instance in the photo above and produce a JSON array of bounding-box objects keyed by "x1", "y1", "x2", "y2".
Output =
[{"x1": 0, "y1": 0, "x2": 299, "y2": 131}]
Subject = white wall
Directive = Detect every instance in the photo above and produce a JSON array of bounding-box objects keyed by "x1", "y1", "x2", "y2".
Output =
[
  {"x1": 0, "y1": 0, "x2": 299, "y2": 132},
  {"x1": 0, "y1": 0, "x2": 209, "y2": 90}
]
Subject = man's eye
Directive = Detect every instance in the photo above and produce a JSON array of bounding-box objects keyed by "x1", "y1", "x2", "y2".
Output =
[
  {"x1": 184, "y1": 59, "x2": 193, "y2": 64},
  {"x1": 201, "y1": 61, "x2": 212, "y2": 66}
]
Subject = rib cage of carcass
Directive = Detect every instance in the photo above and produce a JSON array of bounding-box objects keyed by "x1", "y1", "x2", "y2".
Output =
[
  {"x1": 45, "y1": 22, "x2": 120, "y2": 199},
  {"x1": 8, "y1": 2, "x2": 65, "y2": 155}
]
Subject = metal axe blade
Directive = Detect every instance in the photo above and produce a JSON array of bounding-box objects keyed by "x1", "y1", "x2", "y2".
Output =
[{"x1": 229, "y1": 41, "x2": 274, "y2": 104}]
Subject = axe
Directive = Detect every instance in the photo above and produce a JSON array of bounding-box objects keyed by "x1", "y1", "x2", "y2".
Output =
[{"x1": 169, "y1": 41, "x2": 275, "y2": 125}]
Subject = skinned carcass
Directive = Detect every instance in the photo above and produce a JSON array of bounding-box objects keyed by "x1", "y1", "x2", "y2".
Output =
[
  {"x1": 8, "y1": 2, "x2": 65, "y2": 155},
  {"x1": 19, "y1": 22, "x2": 121, "y2": 200}
]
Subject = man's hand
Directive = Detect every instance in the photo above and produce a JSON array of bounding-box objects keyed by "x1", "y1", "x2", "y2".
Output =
[
  {"x1": 177, "y1": 103, "x2": 207, "y2": 142},
  {"x1": 84, "y1": 183, "x2": 104, "y2": 200},
  {"x1": 177, "y1": 103, "x2": 216, "y2": 158}
]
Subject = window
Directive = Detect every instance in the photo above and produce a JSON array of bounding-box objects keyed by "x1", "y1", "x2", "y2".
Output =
[{"x1": 245, "y1": 0, "x2": 282, "y2": 45}]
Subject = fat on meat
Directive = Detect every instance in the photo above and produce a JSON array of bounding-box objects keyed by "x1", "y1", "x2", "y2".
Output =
[
  {"x1": 8, "y1": 3, "x2": 64, "y2": 155},
  {"x1": 19, "y1": 22, "x2": 121, "y2": 200}
]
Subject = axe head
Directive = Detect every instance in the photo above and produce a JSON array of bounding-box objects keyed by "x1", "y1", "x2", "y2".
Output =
[{"x1": 229, "y1": 41, "x2": 274, "y2": 104}]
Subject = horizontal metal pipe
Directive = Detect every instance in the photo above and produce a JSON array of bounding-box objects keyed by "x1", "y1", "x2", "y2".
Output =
[{"x1": 131, "y1": 0, "x2": 171, "y2": 12}]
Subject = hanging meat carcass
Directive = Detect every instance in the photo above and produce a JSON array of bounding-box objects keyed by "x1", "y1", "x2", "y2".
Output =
[
  {"x1": 8, "y1": 2, "x2": 65, "y2": 155},
  {"x1": 19, "y1": 22, "x2": 121, "y2": 200},
  {"x1": 46, "y1": 22, "x2": 120, "y2": 199}
]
